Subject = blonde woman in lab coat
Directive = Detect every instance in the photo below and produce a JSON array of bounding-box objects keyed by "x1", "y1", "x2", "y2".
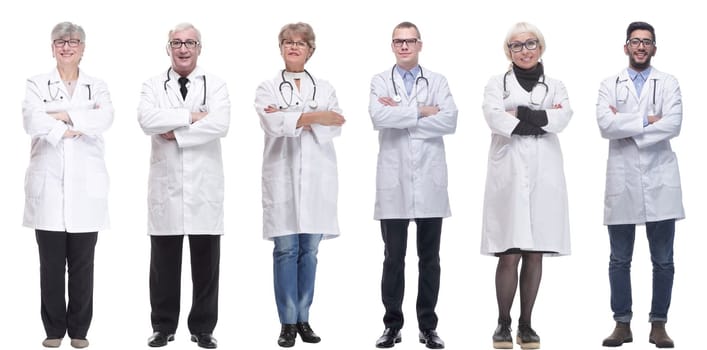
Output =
[
  {"x1": 481, "y1": 22, "x2": 572, "y2": 350},
  {"x1": 254, "y1": 22, "x2": 345, "y2": 348},
  {"x1": 22, "y1": 21, "x2": 114, "y2": 349}
]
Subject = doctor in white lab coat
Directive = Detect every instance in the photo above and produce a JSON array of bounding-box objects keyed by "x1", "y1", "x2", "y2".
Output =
[
  {"x1": 254, "y1": 22, "x2": 344, "y2": 348},
  {"x1": 480, "y1": 22, "x2": 572, "y2": 349},
  {"x1": 22, "y1": 22, "x2": 113, "y2": 348},
  {"x1": 596, "y1": 21, "x2": 683, "y2": 349},
  {"x1": 369, "y1": 22, "x2": 456, "y2": 350},
  {"x1": 137, "y1": 22, "x2": 229, "y2": 349}
]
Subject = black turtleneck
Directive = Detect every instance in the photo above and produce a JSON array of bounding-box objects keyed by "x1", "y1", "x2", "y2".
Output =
[{"x1": 511, "y1": 63, "x2": 548, "y2": 136}]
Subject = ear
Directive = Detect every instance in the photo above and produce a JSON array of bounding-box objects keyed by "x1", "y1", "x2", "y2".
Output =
[
  {"x1": 623, "y1": 44, "x2": 629, "y2": 56},
  {"x1": 166, "y1": 46, "x2": 171, "y2": 56}
]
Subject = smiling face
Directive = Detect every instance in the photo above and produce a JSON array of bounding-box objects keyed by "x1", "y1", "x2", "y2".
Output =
[
  {"x1": 52, "y1": 34, "x2": 84, "y2": 68},
  {"x1": 168, "y1": 28, "x2": 201, "y2": 76},
  {"x1": 280, "y1": 33, "x2": 313, "y2": 72},
  {"x1": 391, "y1": 27, "x2": 422, "y2": 70},
  {"x1": 624, "y1": 29, "x2": 656, "y2": 71},
  {"x1": 509, "y1": 32, "x2": 541, "y2": 70}
]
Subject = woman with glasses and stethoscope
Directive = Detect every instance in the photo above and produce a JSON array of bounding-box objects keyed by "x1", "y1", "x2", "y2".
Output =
[
  {"x1": 22, "y1": 21, "x2": 114, "y2": 349},
  {"x1": 254, "y1": 22, "x2": 345, "y2": 348},
  {"x1": 481, "y1": 22, "x2": 572, "y2": 350}
]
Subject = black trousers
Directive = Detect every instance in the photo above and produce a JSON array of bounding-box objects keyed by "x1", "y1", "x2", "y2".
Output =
[
  {"x1": 380, "y1": 218, "x2": 442, "y2": 331},
  {"x1": 36, "y1": 230, "x2": 98, "y2": 339},
  {"x1": 149, "y1": 235, "x2": 220, "y2": 334}
]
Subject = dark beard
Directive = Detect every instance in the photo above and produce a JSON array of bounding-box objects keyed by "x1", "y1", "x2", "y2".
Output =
[{"x1": 629, "y1": 53, "x2": 652, "y2": 71}]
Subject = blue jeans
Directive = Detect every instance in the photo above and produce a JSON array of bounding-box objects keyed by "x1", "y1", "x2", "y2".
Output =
[
  {"x1": 608, "y1": 219, "x2": 675, "y2": 322},
  {"x1": 273, "y1": 234, "x2": 322, "y2": 324}
]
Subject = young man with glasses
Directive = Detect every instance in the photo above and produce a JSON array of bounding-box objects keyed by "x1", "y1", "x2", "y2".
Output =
[
  {"x1": 369, "y1": 21, "x2": 457, "y2": 349},
  {"x1": 138, "y1": 22, "x2": 231, "y2": 349},
  {"x1": 596, "y1": 21, "x2": 684, "y2": 349}
]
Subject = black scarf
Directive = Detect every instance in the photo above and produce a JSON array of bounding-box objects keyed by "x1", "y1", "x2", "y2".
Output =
[{"x1": 512, "y1": 62, "x2": 544, "y2": 92}]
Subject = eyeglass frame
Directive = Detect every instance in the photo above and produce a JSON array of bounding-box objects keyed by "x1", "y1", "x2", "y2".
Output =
[
  {"x1": 626, "y1": 38, "x2": 655, "y2": 48},
  {"x1": 168, "y1": 40, "x2": 200, "y2": 49},
  {"x1": 508, "y1": 39, "x2": 539, "y2": 53},
  {"x1": 392, "y1": 38, "x2": 420, "y2": 48},
  {"x1": 53, "y1": 39, "x2": 82, "y2": 48},
  {"x1": 281, "y1": 39, "x2": 309, "y2": 49}
]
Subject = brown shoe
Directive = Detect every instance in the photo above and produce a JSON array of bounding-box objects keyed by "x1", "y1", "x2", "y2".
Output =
[
  {"x1": 602, "y1": 321, "x2": 632, "y2": 347},
  {"x1": 649, "y1": 321, "x2": 674, "y2": 348}
]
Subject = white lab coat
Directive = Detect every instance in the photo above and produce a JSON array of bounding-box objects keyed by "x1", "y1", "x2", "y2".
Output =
[
  {"x1": 254, "y1": 71, "x2": 341, "y2": 240},
  {"x1": 369, "y1": 66, "x2": 457, "y2": 219},
  {"x1": 23, "y1": 68, "x2": 114, "y2": 232},
  {"x1": 596, "y1": 67, "x2": 684, "y2": 225},
  {"x1": 138, "y1": 66, "x2": 230, "y2": 235},
  {"x1": 480, "y1": 71, "x2": 572, "y2": 256}
]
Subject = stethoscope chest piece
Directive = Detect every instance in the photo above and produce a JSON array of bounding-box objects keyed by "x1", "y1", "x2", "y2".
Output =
[
  {"x1": 392, "y1": 95, "x2": 402, "y2": 103},
  {"x1": 308, "y1": 100, "x2": 318, "y2": 109}
]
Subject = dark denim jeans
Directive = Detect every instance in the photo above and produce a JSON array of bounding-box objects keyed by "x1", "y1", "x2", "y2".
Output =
[{"x1": 608, "y1": 219, "x2": 675, "y2": 322}]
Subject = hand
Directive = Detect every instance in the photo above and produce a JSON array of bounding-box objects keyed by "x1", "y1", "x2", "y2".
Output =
[
  {"x1": 378, "y1": 97, "x2": 398, "y2": 106},
  {"x1": 506, "y1": 109, "x2": 517, "y2": 117},
  {"x1": 63, "y1": 130, "x2": 81, "y2": 138},
  {"x1": 317, "y1": 111, "x2": 346, "y2": 126},
  {"x1": 160, "y1": 131, "x2": 176, "y2": 140},
  {"x1": 648, "y1": 115, "x2": 661, "y2": 124},
  {"x1": 418, "y1": 105, "x2": 440, "y2": 118},
  {"x1": 264, "y1": 105, "x2": 278, "y2": 114},
  {"x1": 191, "y1": 112, "x2": 207, "y2": 124},
  {"x1": 552, "y1": 103, "x2": 562, "y2": 109},
  {"x1": 609, "y1": 105, "x2": 617, "y2": 114},
  {"x1": 49, "y1": 111, "x2": 71, "y2": 124}
]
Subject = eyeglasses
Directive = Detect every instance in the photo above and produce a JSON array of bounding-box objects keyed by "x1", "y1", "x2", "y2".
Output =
[
  {"x1": 53, "y1": 39, "x2": 81, "y2": 47},
  {"x1": 392, "y1": 38, "x2": 419, "y2": 48},
  {"x1": 281, "y1": 40, "x2": 308, "y2": 49},
  {"x1": 168, "y1": 40, "x2": 200, "y2": 49},
  {"x1": 508, "y1": 39, "x2": 539, "y2": 53},
  {"x1": 627, "y1": 38, "x2": 655, "y2": 48}
]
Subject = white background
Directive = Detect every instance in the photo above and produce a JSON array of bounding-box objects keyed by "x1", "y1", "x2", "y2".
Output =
[{"x1": 1, "y1": 0, "x2": 704, "y2": 349}]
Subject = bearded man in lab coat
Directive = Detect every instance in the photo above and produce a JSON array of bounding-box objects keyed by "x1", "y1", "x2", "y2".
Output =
[
  {"x1": 369, "y1": 21, "x2": 457, "y2": 350},
  {"x1": 596, "y1": 21, "x2": 684, "y2": 349},
  {"x1": 138, "y1": 22, "x2": 230, "y2": 349}
]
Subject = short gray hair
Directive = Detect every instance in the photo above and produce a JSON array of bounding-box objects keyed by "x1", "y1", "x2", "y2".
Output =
[
  {"x1": 51, "y1": 22, "x2": 85, "y2": 42},
  {"x1": 168, "y1": 22, "x2": 202, "y2": 43}
]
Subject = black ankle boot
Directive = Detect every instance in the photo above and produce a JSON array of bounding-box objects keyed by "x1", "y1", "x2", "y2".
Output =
[
  {"x1": 296, "y1": 322, "x2": 321, "y2": 343},
  {"x1": 278, "y1": 324, "x2": 297, "y2": 348},
  {"x1": 492, "y1": 319, "x2": 512, "y2": 349}
]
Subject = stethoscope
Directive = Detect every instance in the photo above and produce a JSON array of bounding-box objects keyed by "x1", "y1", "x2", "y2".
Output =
[
  {"x1": 44, "y1": 80, "x2": 91, "y2": 102},
  {"x1": 615, "y1": 75, "x2": 657, "y2": 106},
  {"x1": 502, "y1": 70, "x2": 548, "y2": 107},
  {"x1": 278, "y1": 69, "x2": 317, "y2": 109},
  {"x1": 391, "y1": 64, "x2": 429, "y2": 103},
  {"x1": 163, "y1": 67, "x2": 206, "y2": 106}
]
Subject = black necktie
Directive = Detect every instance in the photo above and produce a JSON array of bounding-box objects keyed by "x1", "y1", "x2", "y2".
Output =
[{"x1": 178, "y1": 77, "x2": 189, "y2": 100}]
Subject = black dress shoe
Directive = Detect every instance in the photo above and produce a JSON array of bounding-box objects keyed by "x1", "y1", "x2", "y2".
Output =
[
  {"x1": 191, "y1": 333, "x2": 217, "y2": 349},
  {"x1": 376, "y1": 328, "x2": 401, "y2": 348},
  {"x1": 419, "y1": 329, "x2": 445, "y2": 349},
  {"x1": 516, "y1": 324, "x2": 540, "y2": 349},
  {"x1": 493, "y1": 320, "x2": 513, "y2": 349},
  {"x1": 278, "y1": 324, "x2": 297, "y2": 348},
  {"x1": 296, "y1": 322, "x2": 321, "y2": 343},
  {"x1": 148, "y1": 332, "x2": 175, "y2": 347}
]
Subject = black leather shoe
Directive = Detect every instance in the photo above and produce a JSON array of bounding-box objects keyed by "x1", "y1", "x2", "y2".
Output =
[
  {"x1": 191, "y1": 333, "x2": 217, "y2": 349},
  {"x1": 516, "y1": 323, "x2": 540, "y2": 349},
  {"x1": 492, "y1": 321, "x2": 513, "y2": 349},
  {"x1": 278, "y1": 324, "x2": 297, "y2": 348},
  {"x1": 148, "y1": 332, "x2": 175, "y2": 347},
  {"x1": 376, "y1": 328, "x2": 401, "y2": 348},
  {"x1": 296, "y1": 322, "x2": 321, "y2": 343},
  {"x1": 419, "y1": 329, "x2": 445, "y2": 349}
]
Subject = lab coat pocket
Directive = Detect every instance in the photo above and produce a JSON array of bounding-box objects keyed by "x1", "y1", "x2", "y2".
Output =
[
  {"x1": 25, "y1": 170, "x2": 46, "y2": 200},
  {"x1": 604, "y1": 159, "x2": 625, "y2": 196},
  {"x1": 376, "y1": 166, "x2": 400, "y2": 191},
  {"x1": 660, "y1": 152, "x2": 682, "y2": 188},
  {"x1": 86, "y1": 171, "x2": 109, "y2": 199},
  {"x1": 263, "y1": 177, "x2": 293, "y2": 208},
  {"x1": 431, "y1": 163, "x2": 448, "y2": 188}
]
